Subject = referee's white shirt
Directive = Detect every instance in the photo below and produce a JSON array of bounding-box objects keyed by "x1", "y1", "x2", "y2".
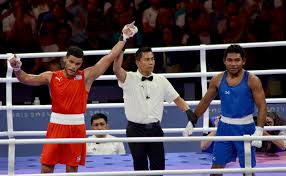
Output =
[{"x1": 118, "y1": 70, "x2": 179, "y2": 124}]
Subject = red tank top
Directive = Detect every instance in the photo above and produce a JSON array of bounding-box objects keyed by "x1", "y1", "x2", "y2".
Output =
[{"x1": 50, "y1": 70, "x2": 88, "y2": 114}]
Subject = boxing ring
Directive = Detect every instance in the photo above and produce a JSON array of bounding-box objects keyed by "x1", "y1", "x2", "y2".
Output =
[{"x1": 1, "y1": 41, "x2": 286, "y2": 176}]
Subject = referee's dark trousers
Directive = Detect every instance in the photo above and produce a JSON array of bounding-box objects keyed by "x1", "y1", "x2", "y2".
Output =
[{"x1": 126, "y1": 121, "x2": 165, "y2": 175}]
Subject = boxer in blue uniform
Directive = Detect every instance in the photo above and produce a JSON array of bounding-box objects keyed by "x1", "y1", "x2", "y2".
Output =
[{"x1": 184, "y1": 44, "x2": 267, "y2": 176}]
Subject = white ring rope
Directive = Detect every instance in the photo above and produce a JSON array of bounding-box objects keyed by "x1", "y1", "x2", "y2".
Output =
[
  {"x1": 2, "y1": 69, "x2": 286, "y2": 83},
  {"x1": 1, "y1": 126, "x2": 286, "y2": 137},
  {"x1": 1, "y1": 135, "x2": 286, "y2": 145},
  {"x1": 0, "y1": 98, "x2": 286, "y2": 111},
  {"x1": 1, "y1": 41, "x2": 286, "y2": 59},
  {"x1": 1, "y1": 167, "x2": 286, "y2": 176}
]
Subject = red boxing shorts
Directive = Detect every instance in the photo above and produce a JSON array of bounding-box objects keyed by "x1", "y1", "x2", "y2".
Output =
[{"x1": 41, "y1": 112, "x2": 86, "y2": 166}]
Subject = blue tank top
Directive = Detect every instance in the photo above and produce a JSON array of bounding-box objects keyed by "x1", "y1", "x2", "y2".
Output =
[{"x1": 218, "y1": 71, "x2": 254, "y2": 118}]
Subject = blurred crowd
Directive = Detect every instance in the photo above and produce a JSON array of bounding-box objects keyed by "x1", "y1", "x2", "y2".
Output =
[
  {"x1": 0, "y1": 0, "x2": 285, "y2": 72},
  {"x1": 0, "y1": 0, "x2": 285, "y2": 104}
]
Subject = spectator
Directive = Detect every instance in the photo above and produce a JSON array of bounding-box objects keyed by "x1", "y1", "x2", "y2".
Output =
[
  {"x1": 256, "y1": 111, "x2": 286, "y2": 153},
  {"x1": 200, "y1": 116, "x2": 220, "y2": 153},
  {"x1": 87, "y1": 113, "x2": 126, "y2": 155},
  {"x1": 142, "y1": 0, "x2": 160, "y2": 44},
  {"x1": 29, "y1": 0, "x2": 50, "y2": 20},
  {"x1": 1, "y1": 0, "x2": 37, "y2": 53},
  {"x1": 66, "y1": 0, "x2": 88, "y2": 47}
]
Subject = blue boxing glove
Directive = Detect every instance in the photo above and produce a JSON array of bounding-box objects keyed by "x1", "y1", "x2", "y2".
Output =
[{"x1": 183, "y1": 109, "x2": 198, "y2": 136}]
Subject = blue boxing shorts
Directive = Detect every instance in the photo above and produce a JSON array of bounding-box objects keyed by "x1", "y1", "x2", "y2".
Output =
[{"x1": 212, "y1": 119, "x2": 256, "y2": 168}]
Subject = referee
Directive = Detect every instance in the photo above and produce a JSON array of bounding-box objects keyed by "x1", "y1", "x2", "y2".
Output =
[{"x1": 113, "y1": 47, "x2": 195, "y2": 174}]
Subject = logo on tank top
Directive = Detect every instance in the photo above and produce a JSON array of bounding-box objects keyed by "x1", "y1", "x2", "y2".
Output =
[
  {"x1": 74, "y1": 75, "x2": 82, "y2": 80},
  {"x1": 55, "y1": 76, "x2": 62, "y2": 82},
  {"x1": 76, "y1": 156, "x2": 81, "y2": 162},
  {"x1": 224, "y1": 90, "x2": 230, "y2": 95}
]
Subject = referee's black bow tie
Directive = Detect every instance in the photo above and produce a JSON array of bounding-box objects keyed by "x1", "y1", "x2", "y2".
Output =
[{"x1": 141, "y1": 76, "x2": 153, "y2": 81}]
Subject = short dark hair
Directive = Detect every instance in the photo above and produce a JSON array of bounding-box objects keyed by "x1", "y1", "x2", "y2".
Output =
[
  {"x1": 135, "y1": 47, "x2": 152, "y2": 60},
  {"x1": 66, "y1": 46, "x2": 84, "y2": 58},
  {"x1": 90, "y1": 113, "x2": 108, "y2": 125},
  {"x1": 223, "y1": 44, "x2": 246, "y2": 60}
]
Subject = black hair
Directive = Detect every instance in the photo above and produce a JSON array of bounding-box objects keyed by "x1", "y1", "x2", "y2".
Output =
[
  {"x1": 223, "y1": 44, "x2": 246, "y2": 60},
  {"x1": 267, "y1": 111, "x2": 286, "y2": 126},
  {"x1": 66, "y1": 46, "x2": 84, "y2": 58},
  {"x1": 257, "y1": 111, "x2": 286, "y2": 153},
  {"x1": 90, "y1": 113, "x2": 108, "y2": 125},
  {"x1": 135, "y1": 47, "x2": 152, "y2": 60}
]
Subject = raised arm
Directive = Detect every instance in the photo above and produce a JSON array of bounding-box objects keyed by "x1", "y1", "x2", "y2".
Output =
[
  {"x1": 84, "y1": 22, "x2": 137, "y2": 89},
  {"x1": 9, "y1": 55, "x2": 52, "y2": 86},
  {"x1": 84, "y1": 40, "x2": 127, "y2": 81},
  {"x1": 113, "y1": 52, "x2": 127, "y2": 83}
]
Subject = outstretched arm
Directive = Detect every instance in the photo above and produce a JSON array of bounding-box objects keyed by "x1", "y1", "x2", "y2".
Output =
[
  {"x1": 113, "y1": 52, "x2": 127, "y2": 83},
  {"x1": 263, "y1": 131, "x2": 286, "y2": 150},
  {"x1": 201, "y1": 116, "x2": 219, "y2": 150},
  {"x1": 14, "y1": 70, "x2": 52, "y2": 86},
  {"x1": 174, "y1": 96, "x2": 199, "y2": 125},
  {"x1": 182, "y1": 75, "x2": 220, "y2": 136},
  {"x1": 200, "y1": 131, "x2": 216, "y2": 150},
  {"x1": 9, "y1": 55, "x2": 52, "y2": 86},
  {"x1": 174, "y1": 96, "x2": 189, "y2": 112}
]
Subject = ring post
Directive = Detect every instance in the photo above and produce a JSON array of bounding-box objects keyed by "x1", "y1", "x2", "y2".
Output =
[
  {"x1": 8, "y1": 138, "x2": 15, "y2": 176},
  {"x1": 244, "y1": 135, "x2": 252, "y2": 176}
]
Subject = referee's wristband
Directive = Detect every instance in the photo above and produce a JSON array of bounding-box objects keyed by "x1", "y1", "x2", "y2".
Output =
[
  {"x1": 119, "y1": 34, "x2": 128, "y2": 51},
  {"x1": 122, "y1": 42, "x2": 127, "y2": 51}
]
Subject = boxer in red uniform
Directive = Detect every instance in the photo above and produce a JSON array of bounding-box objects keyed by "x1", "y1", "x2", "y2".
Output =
[{"x1": 8, "y1": 22, "x2": 138, "y2": 173}]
